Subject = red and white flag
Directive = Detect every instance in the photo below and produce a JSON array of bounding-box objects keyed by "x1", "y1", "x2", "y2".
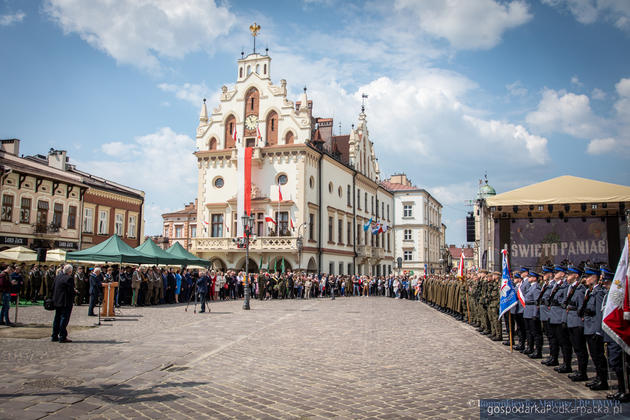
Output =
[
  {"x1": 265, "y1": 216, "x2": 276, "y2": 225},
  {"x1": 290, "y1": 216, "x2": 294, "y2": 230},
  {"x1": 517, "y1": 281, "x2": 526, "y2": 308},
  {"x1": 233, "y1": 125, "x2": 238, "y2": 145},
  {"x1": 603, "y1": 237, "x2": 630, "y2": 353},
  {"x1": 278, "y1": 184, "x2": 283, "y2": 202},
  {"x1": 257, "y1": 124, "x2": 262, "y2": 142},
  {"x1": 236, "y1": 139, "x2": 252, "y2": 236},
  {"x1": 224, "y1": 221, "x2": 230, "y2": 233},
  {"x1": 457, "y1": 251, "x2": 465, "y2": 277}
]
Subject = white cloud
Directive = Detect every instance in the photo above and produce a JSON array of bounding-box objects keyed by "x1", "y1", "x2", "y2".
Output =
[
  {"x1": 571, "y1": 75, "x2": 583, "y2": 87},
  {"x1": 543, "y1": 0, "x2": 630, "y2": 31},
  {"x1": 525, "y1": 89, "x2": 605, "y2": 138},
  {"x1": 158, "y1": 82, "x2": 210, "y2": 106},
  {"x1": 44, "y1": 0, "x2": 236, "y2": 71},
  {"x1": 614, "y1": 78, "x2": 630, "y2": 119},
  {"x1": 506, "y1": 80, "x2": 528, "y2": 96},
  {"x1": 394, "y1": 0, "x2": 532, "y2": 49},
  {"x1": 587, "y1": 137, "x2": 617, "y2": 155},
  {"x1": 0, "y1": 11, "x2": 25, "y2": 26},
  {"x1": 591, "y1": 88, "x2": 606, "y2": 100},
  {"x1": 77, "y1": 127, "x2": 198, "y2": 234}
]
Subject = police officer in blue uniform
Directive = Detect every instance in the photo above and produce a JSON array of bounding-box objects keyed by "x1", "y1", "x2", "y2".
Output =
[
  {"x1": 538, "y1": 265, "x2": 555, "y2": 364},
  {"x1": 582, "y1": 265, "x2": 609, "y2": 390},
  {"x1": 517, "y1": 269, "x2": 530, "y2": 353},
  {"x1": 523, "y1": 271, "x2": 543, "y2": 358},
  {"x1": 565, "y1": 264, "x2": 588, "y2": 381},
  {"x1": 549, "y1": 264, "x2": 573, "y2": 373}
]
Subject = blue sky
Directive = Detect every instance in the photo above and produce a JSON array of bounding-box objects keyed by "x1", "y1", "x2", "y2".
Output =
[{"x1": 1, "y1": 0, "x2": 629, "y2": 245}]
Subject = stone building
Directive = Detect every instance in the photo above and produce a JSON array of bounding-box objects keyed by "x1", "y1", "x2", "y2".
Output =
[{"x1": 162, "y1": 200, "x2": 197, "y2": 251}]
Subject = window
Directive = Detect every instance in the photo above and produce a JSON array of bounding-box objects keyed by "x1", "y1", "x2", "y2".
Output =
[
  {"x1": 239, "y1": 67, "x2": 243, "y2": 78},
  {"x1": 371, "y1": 196, "x2": 374, "y2": 215},
  {"x1": 276, "y1": 211, "x2": 289, "y2": 236},
  {"x1": 347, "y1": 221, "x2": 351, "y2": 245},
  {"x1": 309, "y1": 176, "x2": 314, "y2": 189},
  {"x1": 128, "y1": 215, "x2": 137, "y2": 238},
  {"x1": 1, "y1": 195, "x2": 13, "y2": 222},
  {"x1": 404, "y1": 229, "x2": 412, "y2": 240},
  {"x1": 404, "y1": 250, "x2": 412, "y2": 261},
  {"x1": 175, "y1": 225, "x2": 183, "y2": 238},
  {"x1": 211, "y1": 214, "x2": 223, "y2": 237},
  {"x1": 98, "y1": 210, "x2": 108, "y2": 234},
  {"x1": 37, "y1": 200, "x2": 49, "y2": 226},
  {"x1": 256, "y1": 213, "x2": 264, "y2": 236},
  {"x1": 338, "y1": 219, "x2": 343, "y2": 244},
  {"x1": 357, "y1": 189, "x2": 361, "y2": 209},
  {"x1": 329, "y1": 182, "x2": 333, "y2": 193},
  {"x1": 328, "y1": 216, "x2": 333, "y2": 242},
  {"x1": 20, "y1": 197, "x2": 30, "y2": 224},
  {"x1": 83, "y1": 208, "x2": 93, "y2": 233},
  {"x1": 347, "y1": 185, "x2": 351, "y2": 206},
  {"x1": 115, "y1": 213, "x2": 124, "y2": 236},
  {"x1": 338, "y1": 186, "x2": 342, "y2": 197},
  {"x1": 403, "y1": 204, "x2": 413, "y2": 217},
  {"x1": 382, "y1": 202, "x2": 384, "y2": 218},
  {"x1": 67, "y1": 206, "x2": 77, "y2": 229},
  {"x1": 376, "y1": 198, "x2": 379, "y2": 217},
  {"x1": 387, "y1": 233, "x2": 390, "y2": 251},
  {"x1": 364, "y1": 193, "x2": 367, "y2": 211},
  {"x1": 277, "y1": 174, "x2": 288, "y2": 185},
  {"x1": 164, "y1": 225, "x2": 169, "y2": 237},
  {"x1": 356, "y1": 224, "x2": 361, "y2": 244},
  {"x1": 52, "y1": 203, "x2": 63, "y2": 227},
  {"x1": 309, "y1": 213, "x2": 314, "y2": 240},
  {"x1": 387, "y1": 204, "x2": 390, "y2": 220},
  {"x1": 264, "y1": 64, "x2": 267, "y2": 74},
  {"x1": 214, "y1": 177, "x2": 224, "y2": 188},
  {"x1": 251, "y1": 97, "x2": 255, "y2": 110},
  {"x1": 338, "y1": 262, "x2": 344, "y2": 276},
  {"x1": 329, "y1": 262, "x2": 334, "y2": 275}
]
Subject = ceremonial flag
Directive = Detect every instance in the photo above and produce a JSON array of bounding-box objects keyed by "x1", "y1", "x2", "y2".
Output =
[
  {"x1": 257, "y1": 124, "x2": 262, "y2": 143},
  {"x1": 380, "y1": 221, "x2": 388, "y2": 233},
  {"x1": 363, "y1": 217, "x2": 372, "y2": 232},
  {"x1": 499, "y1": 249, "x2": 518, "y2": 319},
  {"x1": 290, "y1": 216, "x2": 294, "y2": 230},
  {"x1": 224, "y1": 221, "x2": 230, "y2": 233},
  {"x1": 281, "y1": 257, "x2": 285, "y2": 273},
  {"x1": 265, "y1": 216, "x2": 276, "y2": 225},
  {"x1": 236, "y1": 140, "x2": 252, "y2": 237},
  {"x1": 259, "y1": 255, "x2": 263, "y2": 273},
  {"x1": 517, "y1": 282, "x2": 526, "y2": 308},
  {"x1": 371, "y1": 222, "x2": 380, "y2": 235},
  {"x1": 602, "y1": 237, "x2": 630, "y2": 353},
  {"x1": 457, "y1": 251, "x2": 464, "y2": 278},
  {"x1": 233, "y1": 125, "x2": 238, "y2": 145},
  {"x1": 278, "y1": 184, "x2": 283, "y2": 201},
  {"x1": 274, "y1": 257, "x2": 278, "y2": 272}
]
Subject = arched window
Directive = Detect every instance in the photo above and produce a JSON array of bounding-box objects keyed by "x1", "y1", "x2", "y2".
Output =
[
  {"x1": 256, "y1": 64, "x2": 260, "y2": 74},
  {"x1": 225, "y1": 115, "x2": 236, "y2": 148},
  {"x1": 247, "y1": 65, "x2": 251, "y2": 75},
  {"x1": 266, "y1": 110, "x2": 278, "y2": 146},
  {"x1": 264, "y1": 64, "x2": 267, "y2": 74},
  {"x1": 239, "y1": 67, "x2": 243, "y2": 78},
  {"x1": 245, "y1": 88, "x2": 259, "y2": 114},
  {"x1": 285, "y1": 131, "x2": 294, "y2": 145},
  {"x1": 209, "y1": 137, "x2": 217, "y2": 150}
]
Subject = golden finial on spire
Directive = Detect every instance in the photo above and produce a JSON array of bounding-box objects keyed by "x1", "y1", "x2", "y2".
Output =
[{"x1": 249, "y1": 22, "x2": 261, "y2": 37}]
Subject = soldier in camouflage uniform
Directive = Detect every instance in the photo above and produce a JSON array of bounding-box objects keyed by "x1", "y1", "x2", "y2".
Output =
[{"x1": 487, "y1": 272, "x2": 502, "y2": 341}]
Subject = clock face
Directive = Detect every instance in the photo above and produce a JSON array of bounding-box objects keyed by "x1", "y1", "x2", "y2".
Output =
[{"x1": 245, "y1": 114, "x2": 258, "y2": 130}]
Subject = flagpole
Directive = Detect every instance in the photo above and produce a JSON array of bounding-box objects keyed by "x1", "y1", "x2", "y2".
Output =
[{"x1": 509, "y1": 312, "x2": 513, "y2": 353}]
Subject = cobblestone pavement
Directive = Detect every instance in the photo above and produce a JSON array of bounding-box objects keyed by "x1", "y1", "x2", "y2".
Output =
[{"x1": 0, "y1": 297, "x2": 616, "y2": 419}]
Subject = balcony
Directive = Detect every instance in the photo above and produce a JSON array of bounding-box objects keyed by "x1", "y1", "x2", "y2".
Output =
[
  {"x1": 371, "y1": 248, "x2": 384, "y2": 259},
  {"x1": 34, "y1": 223, "x2": 60, "y2": 235},
  {"x1": 357, "y1": 245, "x2": 371, "y2": 258},
  {"x1": 192, "y1": 236, "x2": 297, "y2": 253}
]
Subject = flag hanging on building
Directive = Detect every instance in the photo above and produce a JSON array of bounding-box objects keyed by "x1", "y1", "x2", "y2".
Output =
[
  {"x1": 290, "y1": 216, "x2": 294, "y2": 230},
  {"x1": 602, "y1": 237, "x2": 630, "y2": 353},
  {"x1": 265, "y1": 216, "x2": 276, "y2": 225},
  {"x1": 256, "y1": 123, "x2": 262, "y2": 145},
  {"x1": 363, "y1": 217, "x2": 372, "y2": 232},
  {"x1": 371, "y1": 222, "x2": 380, "y2": 235},
  {"x1": 281, "y1": 257, "x2": 285, "y2": 273},
  {"x1": 380, "y1": 221, "x2": 388, "y2": 233},
  {"x1": 499, "y1": 249, "x2": 518, "y2": 319},
  {"x1": 278, "y1": 184, "x2": 283, "y2": 202},
  {"x1": 457, "y1": 251, "x2": 464, "y2": 277},
  {"x1": 236, "y1": 141, "x2": 252, "y2": 237},
  {"x1": 259, "y1": 255, "x2": 263, "y2": 273}
]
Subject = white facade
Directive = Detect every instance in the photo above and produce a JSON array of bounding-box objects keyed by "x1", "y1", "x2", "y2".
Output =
[{"x1": 192, "y1": 51, "x2": 394, "y2": 275}]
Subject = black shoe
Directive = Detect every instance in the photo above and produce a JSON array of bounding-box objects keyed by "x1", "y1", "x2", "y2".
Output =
[
  {"x1": 514, "y1": 345, "x2": 525, "y2": 352},
  {"x1": 556, "y1": 365, "x2": 572, "y2": 374},
  {"x1": 59, "y1": 338, "x2": 72, "y2": 343},
  {"x1": 616, "y1": 393, "x2": 630, "y2": 403},
  {"x1": 590, "y1": 381, "x2": 609, "y2": 391},
  {"x1": 481, "y1": 331, "x2": 490, "y2": 335},
  {"x1": 586, "y1": 379, "x2": 599, "y2": 387},
  {"x1": 6, "y1": 322, "x2": 16, "y2": 327},
  {"x1": 88, "y1": 313, "x2": 96, "y2": 317},
  {"x1": 528, "y1": 353, "x2": 542, "y2": 359},
  {"x1": 502, "y1": 341, "x2": 510, "y2": 346},
  {"x1": 570, "y1": 373, "x2": 588, "y2": 382},
  {"x1": 51, "y1": 337, "x2": 59, "y2": 342},
  {"x1": 492, "y1": 336, "x2": 502, "y2": 341},
  {"x1": 546, "y1": 359, "x2": 560, "y2": 366},
  {"x1": 523, "y1": 348, "x2": 534, "y2": 355}
]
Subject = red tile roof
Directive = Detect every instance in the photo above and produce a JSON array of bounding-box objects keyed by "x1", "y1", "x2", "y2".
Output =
[
  {"x1": 449, "y1": 246, "x2": 474, "y2": 258},
  {"x1": 380, "y1": 180, "x2": 420, "y2": 191}
]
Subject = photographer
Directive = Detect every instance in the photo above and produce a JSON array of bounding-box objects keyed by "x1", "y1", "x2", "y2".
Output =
[{"x1": 0, "y1": 264, "x2": 16, "y2": 327}]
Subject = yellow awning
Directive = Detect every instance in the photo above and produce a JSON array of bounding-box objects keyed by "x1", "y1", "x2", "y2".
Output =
[{"x1": 486, "y1": 175, "x2": 630, "y2": 207}]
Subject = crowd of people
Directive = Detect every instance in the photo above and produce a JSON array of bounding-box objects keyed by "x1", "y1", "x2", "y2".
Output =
[{"x1": 421, "y1": 263, "x2": 630, "y2": 403}]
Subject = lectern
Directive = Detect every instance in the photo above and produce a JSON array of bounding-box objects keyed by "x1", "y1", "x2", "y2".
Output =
[{"x1": 101, "y1": 282, "x2": 118, "y2": 317}]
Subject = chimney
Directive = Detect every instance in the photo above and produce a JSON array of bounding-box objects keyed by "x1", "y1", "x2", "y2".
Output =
[
  {"x1": 47, "y1": 149, "x2": 68, "y2": 171},
  {"x1": 0, "y1": 139, "x2": 20, "y2": 156}
]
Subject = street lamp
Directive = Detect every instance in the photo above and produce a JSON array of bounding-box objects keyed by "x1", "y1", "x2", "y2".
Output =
[
  {"x1": 242, "y1": 212, "x2": 255, "y2": 310},
  {"x1": 295, "y1": 222, "x2": 308, "y2": 273}
]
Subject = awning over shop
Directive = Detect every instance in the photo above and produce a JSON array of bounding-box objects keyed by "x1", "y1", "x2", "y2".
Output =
[
  {"x1": 486, "y1": 175, "x2": 630, "y2": 207},
  {"x1": 66, "y1": 235, "x2": 154, "y2": 264},
  {"x1": 165, "y1": 242, "x2": 210, "y2": 267},
  {"x1": 0, "y1": 246, "x2": 38, "y2": 262},
  {"x1": 135, "y1": 239, "x2": 188, "y2": 266},
  {"x1": 45, "y1": 248, "x2": 67, "y2": 263}
]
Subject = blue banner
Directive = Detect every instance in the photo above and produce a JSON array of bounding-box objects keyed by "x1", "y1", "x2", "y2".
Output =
[{"x1": 499, "y1": 249, "x2": 518, "y2": 319}]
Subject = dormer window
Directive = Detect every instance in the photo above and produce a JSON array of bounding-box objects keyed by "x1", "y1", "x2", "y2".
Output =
[
  {"x1": 264, "y1": 64, "x2": 267, "y2": 74},
  {"x1": 256, "y1": 64, "x2": 260, "y2": 73},
  {"x1": 247, "y1": 65, "x2": 251, "y2": 75},
  {"x1": 239, "y1": 67, "x2": 243, "y2": 78}
]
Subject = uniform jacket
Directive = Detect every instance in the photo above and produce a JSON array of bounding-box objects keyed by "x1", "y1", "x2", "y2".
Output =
[
  {"x1": 89, "y1": 272, "x2": 103, "y2": 296},
  {"x1": 583, "y1": 285, "x2": 606, "y2": 336},
  {"x1": 566, "y1": 283, "x2": 586, "y2": 328},
  {"x1": 549, "y1": 280, "x2": 567, "y2": 324},
  {"x1": 52, "y1": 272, "x2": 75, "y2": 308},
  {"x1": 523, "y1": 281, "x2": 541, "y2": 319},
  {"x1": 538, "y1": 281, "x2": 552, "y2": 322}
]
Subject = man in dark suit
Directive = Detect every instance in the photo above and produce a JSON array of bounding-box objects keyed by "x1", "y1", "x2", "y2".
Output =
[
  {"x1": 51, "y1": 264, "x2": 76, "y2": 343},
  {"x1": 88, "y1": 267, "x2": 103, "y2": 316}
]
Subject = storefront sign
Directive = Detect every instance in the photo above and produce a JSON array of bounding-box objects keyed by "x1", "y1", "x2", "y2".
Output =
[
  {"x1": 0, "y1": 236, "x2": 28, "y2": 246},
  {"x1": 54, "y1": 240, "x2": 78, "y2": 249}
]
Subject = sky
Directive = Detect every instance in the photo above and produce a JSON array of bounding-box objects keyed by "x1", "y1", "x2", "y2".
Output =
[{"x1": 1, "y1": 0, "x2": 629, "y2": 246}]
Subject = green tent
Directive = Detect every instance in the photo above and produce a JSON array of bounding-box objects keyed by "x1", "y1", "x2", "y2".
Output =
[
  {"x1": 66, "y1": 235, "x2": 155, "y2": 264},
  {"x1": 135, "y1": 238, "x2": 187, "y2": 266},
  {"x1": 165, "y1": 242, "x2": 210, "y2": 267}
]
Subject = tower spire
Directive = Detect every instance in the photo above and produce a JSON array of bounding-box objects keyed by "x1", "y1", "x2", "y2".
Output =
[
  {"x1": 249, "y1": 22, "x2": 261, "y2": 54},
  {"x1": 199, "y1": 98, "x2": 208, "y2": 123}
]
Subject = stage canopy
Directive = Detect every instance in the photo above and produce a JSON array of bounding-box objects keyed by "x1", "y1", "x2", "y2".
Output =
[
  {"x1": 166, "y1": 242, "x2": 209, "y2": 267},
  {"x1": 135, "y1": 239, "x2": 188, "y2": 266},
  {"x1": 486, "y1": 175, "x2": 630, "y2": 207},
  {"x1": 66, "y1": 235, "x2": 155, "y2": 264}
]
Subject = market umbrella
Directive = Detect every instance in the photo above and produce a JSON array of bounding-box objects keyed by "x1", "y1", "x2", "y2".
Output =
[
  {"x1": 0, "y1": 246, "x2": 38, "y2": 262},
  {"x1": 135, "y1": 239, "x2": 187, "y2": 266},
  {"x1": 165, "y1": 242, "x2": 210, "y2": 267},
  {"x1": 45, "y1": 248, "x2": 66, "y2": 263},
  {"x1": 66, "y1": 234, "x2": 155, "y2": 264}
]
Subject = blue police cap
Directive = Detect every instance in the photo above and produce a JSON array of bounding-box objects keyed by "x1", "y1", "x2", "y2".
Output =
[
  {"x1": 584, "y1": 265, "x2": 600, "y2": 276},
  {"x1": 528, "y1": 271, "x2": 540, "y2": 278},
  {"x1": 514, "y1": 273, "x2": 521, "y2": 279},
  {"x1": 602, "y1": 271, "x2": 614, "y2": 281},
  {"x1": 567, "y1": 264, "x2": 583, "y2": 275},
  {"x1": 554, "y1": 264, "x2": 567, "y2": 273},
  {"x1": 520, "y1": 267, "x2": 530, "y2": 272},
  {"x1": 542, "y1": 265, "x2": 554, "y2": 273},
  {"x1": 600, "y1": 266, "x2": 614, "y2": 276}
]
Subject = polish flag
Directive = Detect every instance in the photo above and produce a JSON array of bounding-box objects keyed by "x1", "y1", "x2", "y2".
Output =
[
  {"x1": 278, "y1": 184, "x2": 283, "y2": 202},
  {"x1": 457, "y1": 251, "x2": 464, "y2": 278},
  {"x1": 257, "y1": 124, "x2": 262, "y2": 141},
  {"x1": 236, "y1": 141, "x2": 252, "y2": 237},
  {"x1": 517, "y1": 282, "x2": 526, "y2": 307},
  {"x1": 602, "y1": 236, "x2": 630, "y2": 353},
  {"x1": 224, "y1": 222, "x2": 230, "y2": 233},
  {"x1": 290, "y1": 216, "x2": 294, "y2": 230},
  {"x1": 265, "y1": 216, "x2": 277, "y2": 225}
]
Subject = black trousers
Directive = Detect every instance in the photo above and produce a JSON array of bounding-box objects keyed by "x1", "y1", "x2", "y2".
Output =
[
  {"x1": 526, "y1": 317, "x2": 543, "y2": 353},
  {"x1": 586, "y1": 334, "x2": 608, "y2": 382},
  {"x1": 568, "y1": 326, "x2": 588, "y2": 374},
  {"x1": 52, "y1": 305, "x2": 73, "y2": 340},
  {"x1": 504, "y1": 314, "x2": 514, "y2": 344},
  {"x1": 514, "y1": 313, "x2": 526, "y2": 347},
  {"x1": 553, "y1": 323, "x2": 573, "y2": 366},
  {"x1": 608, "y1": 341, "x2": 630, "y2": 392}
]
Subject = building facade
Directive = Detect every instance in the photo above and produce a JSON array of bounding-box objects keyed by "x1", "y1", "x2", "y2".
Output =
[
  {"x1": 0, "y1": 139, "x2": 145, "y2": 253},
  {"x1": 162, "y1": 200, "x2": 197, "y2": 251},
  {"x1": 384, "y1": 174, "x2": 444, "y2": 275},
  {"x1": 191, "y1": 50, "x2": 396, "y2": 275}
]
